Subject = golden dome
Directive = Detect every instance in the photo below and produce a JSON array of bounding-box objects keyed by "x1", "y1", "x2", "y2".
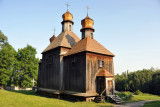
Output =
[
  {"x1": 62, "y1": 10, "x2": 73, "y2": 21},
  {"x1": 81, "y1": 15, "x2": 94, "y2": 29}
]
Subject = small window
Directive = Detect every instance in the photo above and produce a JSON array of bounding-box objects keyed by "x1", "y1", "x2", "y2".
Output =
[
  {"x1": 71, "y1": 58, "x2": 76, "y2": 69},
  {"x1": 91, "y1": 33, "x2": 93, "y2": 39},
  {"x1": 69, "y1": 25, "x2": 71, "y2": 31},
  {"x1": 72, "y1": 61, "x2": 75, "y2": 68},
  {"x1": 98, "y1": 60, "x2": 104, "y2": 68}
]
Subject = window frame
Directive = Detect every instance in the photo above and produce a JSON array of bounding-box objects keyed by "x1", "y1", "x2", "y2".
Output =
[{"x1": 98, "y1": 60, "x2": 104, "y2": 68}]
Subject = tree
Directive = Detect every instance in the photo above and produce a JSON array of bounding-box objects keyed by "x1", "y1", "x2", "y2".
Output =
[
  {"x1": 0, "y1": 30, "x2": 8, "y2": 49},
  {"x1": 0, "y1": 31, "x2": 17, "y2": 86},
  {"x1": 150, "y1": 70, "x2": 160, "y2": 95},
  {"x1": 115, "y1": 68, "x2": 160, "y2": 95},
  {"x1": 15, "y1": 45, "x2": 39, "y2": 87}
]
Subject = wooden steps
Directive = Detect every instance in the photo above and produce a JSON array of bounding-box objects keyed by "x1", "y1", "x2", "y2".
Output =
[{"x1": 107, "y1": 95, "x2": 124, "y2": 104}]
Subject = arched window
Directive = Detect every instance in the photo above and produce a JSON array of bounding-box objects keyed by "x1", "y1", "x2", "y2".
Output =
[{"x1": 69, "y1": 25, "x2": 71, "y2": 31}]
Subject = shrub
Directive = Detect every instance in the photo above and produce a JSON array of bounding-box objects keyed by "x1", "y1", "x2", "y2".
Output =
[
  {"x1": 134, "y1": 90, "x2": 142, "y2": 95},
  {"x1": 117, "y1": 92, "x2": 133, "y2": 100}
]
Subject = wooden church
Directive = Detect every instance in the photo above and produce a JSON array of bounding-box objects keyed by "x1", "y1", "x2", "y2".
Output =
[{"x1": 37, "y1": 8, "x2": 115, "y2": 101}]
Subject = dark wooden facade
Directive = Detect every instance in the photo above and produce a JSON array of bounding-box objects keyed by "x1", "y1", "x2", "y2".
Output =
[
  {"x1": 63, "y1": 52, "x2": 114, "y2": 95},
  {"x1": 37, "y1": 10, "x2": 115, "y2": 100},
  {"x1": 38, "y1": 47, "x2": 61, "y2": 90},
  {"x1": 63, "y1": 52, "x2": 86, "y2": 92}
]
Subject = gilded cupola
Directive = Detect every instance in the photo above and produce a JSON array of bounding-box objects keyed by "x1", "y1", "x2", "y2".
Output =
[
  {"x1": 62, "y1": 10, "x2": 73, "y2": 22},
  {"x1": 81, "y1": 15, "x2": 94, "y2": 30},
  {"x1": 80, "y1": 12, "x2": 95, "y2": 39},
  {"x1": 61, "y1": 9, "x2": 74, "y2": 32}
]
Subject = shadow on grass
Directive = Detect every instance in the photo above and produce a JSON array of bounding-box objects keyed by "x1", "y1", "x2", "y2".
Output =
[{"x1": 7, "y1": 90, "x2": 76, "y2": 103}]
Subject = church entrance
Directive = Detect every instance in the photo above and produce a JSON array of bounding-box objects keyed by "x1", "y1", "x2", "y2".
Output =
[
  {"x1": 96, "y1": 76, "x2": 106, "y2": 96},
  {"x1": 107, "y1": 80, "x2": 113, "y2": 95},
  {"x1": 96, "y1": 68, "x2": 114, "y2": 96}
]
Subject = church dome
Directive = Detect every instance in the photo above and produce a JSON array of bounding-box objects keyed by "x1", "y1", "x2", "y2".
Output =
[
  {"x1": 50, "y1": 34, "x2": 56, "y2": 43},
  {"x1": 62, "y1": 10, "x2": 73, "y2": 21},
  {"x1": 81, "y1": 15, "x2": 94, "y2": 29}
]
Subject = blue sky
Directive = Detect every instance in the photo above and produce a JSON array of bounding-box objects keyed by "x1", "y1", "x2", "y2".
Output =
[{"x1": 0, "y1": 0, "x2": 160, "y2": 74}]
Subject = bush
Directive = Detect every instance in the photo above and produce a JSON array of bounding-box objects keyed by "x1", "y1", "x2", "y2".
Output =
[
  {"x1": 134, "y1": 90, "x2": 142, "y2": 95},
  {"x1": 117, "y1": 92, "x2": 127, "y2": 98},
  {"x1": 117, "y1": 92, "x2": 133, "y2": 100}
]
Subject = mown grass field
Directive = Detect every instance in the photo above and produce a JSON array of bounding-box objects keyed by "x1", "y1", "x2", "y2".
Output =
[
  {"x1": 0, "y1": 90, "x2": 160, "y2": 107},
  {"x1": 126, "y1": 93, "x2": 160, "y2": 103},
  {"x1": 0, "y1": 90, "x2": 113, "y2": 107}
]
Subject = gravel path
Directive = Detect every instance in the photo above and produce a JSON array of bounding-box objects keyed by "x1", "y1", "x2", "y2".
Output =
[{"x1": 114, "y1": 100, "x2": 153, "y2": 107}]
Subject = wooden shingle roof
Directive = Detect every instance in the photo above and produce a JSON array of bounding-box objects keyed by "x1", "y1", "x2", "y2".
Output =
[
  {"x1": 97, "y1": 68, "x2": 114, "y2": 77},
  {"x1": 42, "y1": 31, "x2": 80, "y2": 53},
  {"x1": 65, "y1": 37, "x2": 115, "y2": 56}
]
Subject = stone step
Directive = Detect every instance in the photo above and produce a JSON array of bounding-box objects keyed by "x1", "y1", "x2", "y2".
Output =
[{"x1": 112, "y1": 98, "x2": 122, "y2": 100}]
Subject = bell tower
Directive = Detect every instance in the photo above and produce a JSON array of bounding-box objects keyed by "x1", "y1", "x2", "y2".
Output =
[
  {"x1": 61, "y1": 3, "x2": 74, "y2": 32},
  {"x1": 80, "y1": 6, "x2": 95, "y2": 39}
]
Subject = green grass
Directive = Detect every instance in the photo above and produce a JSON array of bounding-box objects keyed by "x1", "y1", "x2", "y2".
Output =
[
  {"x1": 125, "y1": 92, "x2": 160, "y2": 103},
  {"x1": 0, "y1": 90, "x2": 113, "y2": 107},
  {"x1": 141, "y1": 101, "x2": 160, "y2": 107},
  {"x1": 1, "y1": 90, "x2": 160, "y2": 107}
]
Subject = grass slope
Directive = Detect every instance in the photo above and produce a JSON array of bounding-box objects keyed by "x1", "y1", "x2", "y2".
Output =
[
  {"x1": 127, "y1": 93, "x2": 160, "y2": 103},
  {"x1": 0, "y1": 90, "x2": 113, "y2": 107},
  {"x1": 142, "y1": 101, "x2": 160, "y2": 107}
]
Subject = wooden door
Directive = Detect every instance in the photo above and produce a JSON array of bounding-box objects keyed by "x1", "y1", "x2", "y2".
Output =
[
  {"x1": 96, "y1": 76, "x2": 106, "y2": 95},
  {"x1": 108, "y1": 80, "x2": 113, "y2": 95}
]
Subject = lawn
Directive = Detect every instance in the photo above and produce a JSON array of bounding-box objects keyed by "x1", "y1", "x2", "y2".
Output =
[
  {"x1": 126, "y1": 93, "x2": 160, "y2": 103},
  {"x1": 0, "y1": 90, "x2": 160, "y2": 107},
  {"x1": 141, "y1": 101, "x2": 160, "y2": 107},
  {"x1": 0, "y1": 90, "x2": 113, "y2": 107}
]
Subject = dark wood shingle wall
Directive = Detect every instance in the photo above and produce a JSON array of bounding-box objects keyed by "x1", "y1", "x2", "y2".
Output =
[{"x1": 63, "y1": 52, "x2": 86, "y2": 92}]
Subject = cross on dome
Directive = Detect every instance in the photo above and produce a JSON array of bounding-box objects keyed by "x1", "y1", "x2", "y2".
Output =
[
  {"x1": 53, "y1": 28, "x2": 56, "y2": 35},
  {"x1": 66, "y1": 3, "x2": 70, "y2": 10},
  {"x1": 86, "y1": 6, "x2": 90, "y2": 16}
]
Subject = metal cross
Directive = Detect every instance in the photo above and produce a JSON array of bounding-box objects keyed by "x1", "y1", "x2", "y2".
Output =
[
  {"x1": 86, "y1": 6, "x2": 90, "y2": 15},
  {"x1": 66, "y1": 3, "x2": 70, "y2": 10},
  {"x1": 53, "y1": 28, "x2": 56, "y2": 35}
]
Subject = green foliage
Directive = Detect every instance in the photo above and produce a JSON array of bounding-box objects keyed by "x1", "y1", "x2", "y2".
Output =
[
  {"x1": 117, "y1": 92, "x2": 133, "y2": 100},
  {"x1": 134, "y1": 90, "x2": 142, "y2": 95},
  {"x1": 0, "y1": 30, "x2": 39, "y2": 88},
  {"x1": 115, "y1": 68, "x2": 160, "y2": 95},
  {"x1": 150, "y1": 70, "x2": 160, "y2": 95},
  {"x1": 0, "y1": 31, "x2": 17, "y2": 86},
  {"x1": 14, "y1": 45, "x2": 39, "y2": 87},
  {"x1": 0, "y1": 30, "x2": 8, "y2": 48}
]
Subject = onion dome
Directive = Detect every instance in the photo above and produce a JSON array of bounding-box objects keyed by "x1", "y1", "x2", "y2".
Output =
[
  {"x1": 50, "y1": 34, "x2": 56, "y2": 43},
  {"x1": 81, "y1": 14, "x2": 94, "y2": 31},
  {"x1": 62, "y1": 10, "x2": 73, "y2": 22}
]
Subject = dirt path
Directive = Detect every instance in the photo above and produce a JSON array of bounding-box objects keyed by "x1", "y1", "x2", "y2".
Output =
[{"x1": 114, "y1": 100, "x2": 153, "y2": 107}]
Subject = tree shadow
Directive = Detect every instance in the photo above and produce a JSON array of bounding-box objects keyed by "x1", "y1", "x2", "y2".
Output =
[{"x1": 7, "y1": 90, "x2": 76, "y2": 103}]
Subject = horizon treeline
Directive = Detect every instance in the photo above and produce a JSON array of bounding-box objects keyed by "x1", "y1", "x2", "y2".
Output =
[
  {"x1": 0, "y1": 30, "x2": 39, "y2": 88},
  {"x1": 115, "y1": 68, "x2": 160, "y2": 95}
]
